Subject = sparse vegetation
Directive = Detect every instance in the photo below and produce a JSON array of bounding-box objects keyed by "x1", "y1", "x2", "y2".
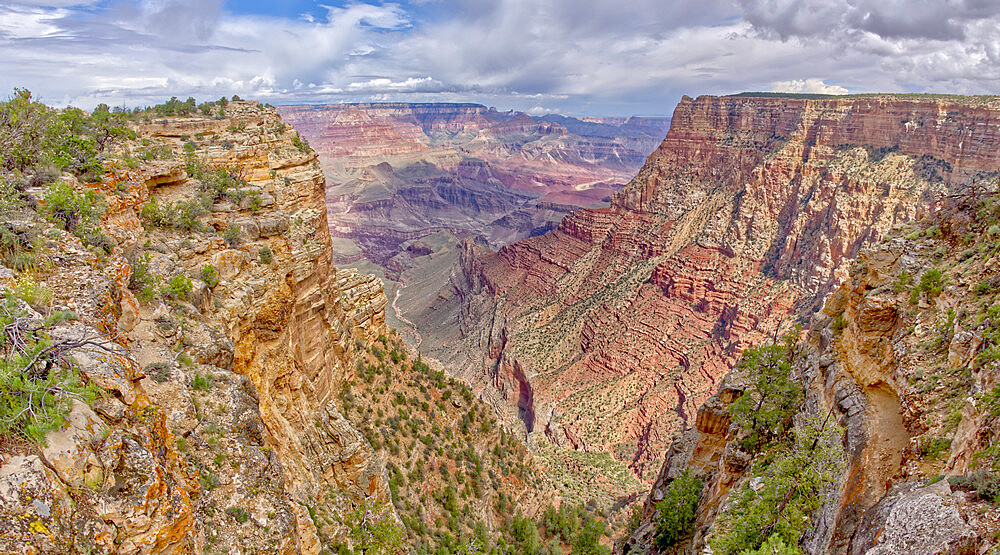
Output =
[
  {"x1": 201, "y1": 264, "x2": 220, "y2": 288},
  {"x1": 163, "y1": 274, "x2": 193, "y2": 301},
  {"x1": 0, "y1": 296, "x2": 96, "y2": 445},
  {"x1": 710, "y1": 416, "x2": 844, "y2": 554},
  {"x1": 653, "y1": 470, "x2": 703, "y2": 550},
  {"x1": 728, "y1": 334, "x2": 804, "y2": 453}
]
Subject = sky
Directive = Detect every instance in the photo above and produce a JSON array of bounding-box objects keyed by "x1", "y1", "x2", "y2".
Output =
[{"x1": 1, "y1": 0, "x2": 998, "y2": 116}]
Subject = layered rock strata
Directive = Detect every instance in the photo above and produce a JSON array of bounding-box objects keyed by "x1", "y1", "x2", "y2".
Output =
[
  {"x1": 1, "y1": 102, "x2": 392, "y2": 553},
  {"x1": 277, "y1": 103, "x2": 670, "y2": 274},
  {"x1": 626, "y1": 185, "x2": 1000, "y2": 552},
  {"x1": 415, "y1": 95, "x2": 1000, "y2": 481}
]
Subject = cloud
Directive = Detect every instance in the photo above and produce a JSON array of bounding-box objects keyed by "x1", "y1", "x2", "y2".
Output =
[
  {"x1": 0, "y1": 0, "x2": 998, "y2": 114},
  {"x1": 737, "y1": 0, "x2": 1000, "y2": 42},
  {"x1": 770, "y1": 78, "x2": 848, "y2": 95}
]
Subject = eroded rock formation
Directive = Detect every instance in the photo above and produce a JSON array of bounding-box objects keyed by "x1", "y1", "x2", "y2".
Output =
[
  {"x1": 276, "y1": 103, "x2": 670, "y2": 272},
  {"x1": 0, "y1": 102, "x2": 392, "y2": 553},
  {"x1": 626, "y1": 185, "x2": 1000, "y2": 553},
  {"x1": 415, "y1": 94, "x2": 1000, "y2": 482}
]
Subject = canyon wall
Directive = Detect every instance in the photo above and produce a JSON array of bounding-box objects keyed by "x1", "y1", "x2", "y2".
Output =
[
  {"x1": 1, "y1": 102, "x2": 392, "y2": 553},
  {"x1": 626, "y1": 186, "x2": 1000, "y2": 552},
  {"x1": 414, "y1": 94, "x2": 1000, "y2": 481},
  {"x1": 276, "y1": 103, "x2": 669, "y2": 271}
]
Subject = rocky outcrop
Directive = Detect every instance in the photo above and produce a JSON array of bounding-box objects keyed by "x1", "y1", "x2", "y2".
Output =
[
  {"x1": 414, "y1": 94, "x2": 1000, "y2": 483},
  {"x1": 626, "y1": 185, "x2": 1000, "y2": 552},
  {"x1": 0, "y1": 102, "x2": 392, "y2": 553}
]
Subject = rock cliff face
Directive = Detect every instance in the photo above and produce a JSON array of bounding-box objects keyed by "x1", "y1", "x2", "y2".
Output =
[
  {"x1": 276, "y1": 103, "x2": 669, "y2": 270},
  {"x1": 415, "y1": 95, "x2": 1000, "y2": 482},
  {"x1": 0, "y1": 102, "x2": 393, "y2": 553},
  {"x1": 626, "y1": 185, "x2": 1000, "y2": 553}
]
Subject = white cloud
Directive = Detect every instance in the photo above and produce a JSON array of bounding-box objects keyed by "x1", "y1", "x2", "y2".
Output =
[
  {"x1": 0, "y1": 0, "x2": 998, "y2": 114},
  {"x1": 770, "y1": 78, "x2": 849, "y2": 95}
]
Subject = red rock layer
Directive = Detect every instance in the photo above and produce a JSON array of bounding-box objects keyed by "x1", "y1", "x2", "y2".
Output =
[{"x1": 416, "y1": 94, "x2": 1000, "y2": 481}]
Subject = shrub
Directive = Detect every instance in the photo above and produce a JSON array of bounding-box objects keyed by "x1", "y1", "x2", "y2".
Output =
[
  {"x1": 192, "y1": 371, "x2": 213, "y2": 392},
  {"x1": 344, "y1": 498, "x2": 403, "y2": 554},
  {"x1": 292, "y1": 133, "x2": 311, "y2": 154},
  {"x1": 893, "y1": 270, "x2": 912, "y2": 293},
  {"x1": 919, "y1": 437, "x2": 952, "y2": 459},
  {"x1": 145, "y1": 362, "x2": 172, "y2": 383},
  {"x1": 910, "y1": 268, "x2": 945, "y2": 303},
  {"x1": 200, "y1": 264, "x2": 219, "y2": 288},
  {"x1": 258, "y1": 246, "x2": 273, "y2": 264},
  {"x1": 654, "y1": 470, "x2": 704, "y2": 549},
  {"x1": 979, "y1": 384, "x2": 1000, "y2": 418},
  {"x1": 949, "y1": 471, "x2": 1000, "y2": 504},
  {"x1": 42, "y1": 181, "x2": 105, "y2": 234},
  {"x1": 0, "y1": 297, "x2": 95, "y2": 445},
  {"x1": 710, "y1": 417, "x2": 844, "y2": 554},
  {"x1": 222, "y1": 224, "x2": 241, "y2": 248},
  {"x1": 173, "y1": 199, "x2": 207, "y2": 231},
  {"x1": 571, "y1": 519, "x2": 610, "y2": 555},
  {"x1": 163, "y1": 274, "x2": 192, "y2": 301},
  {"x1": 128, "y1": 253, "x2": 155, "y2": 292},
  {"x1": 832, "y1": 313, "x2": 847, "y2": 334},
  {"x1": 226, "y1": 506, "x2": 250, "y2": 523},
  {"x1": 729, "y1": 336, "x2": 804, "y2": 453}
]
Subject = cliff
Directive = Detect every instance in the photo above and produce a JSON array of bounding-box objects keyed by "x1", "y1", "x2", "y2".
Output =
[
  {"x1": 0, "y1": 101, "x2": 392, "y2": 553},
  {"x1": 413, "y1": 94, "x2": 1000, "y2": 483},
  {"x1": 626, "y1": 183, "x2": 1000, "y2": 552},
  {"x1": 277, "y1": 103, "x2": 670, "y2": 275}
]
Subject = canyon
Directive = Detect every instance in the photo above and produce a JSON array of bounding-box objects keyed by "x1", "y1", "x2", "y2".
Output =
[
  {"x1": 3, "y1": 91, "x2": 1000, "y2": 553},
  {"x1": 626, "y1": 183, "x2": 1000, "y2": 552},
  {"x1": 276, "y1": 104, "x2": 669, "y2": 345},
  {"x1": 410, "y1": 94, "x2": 1000, "y2": 485},
  {"x1": 0, "y1": 100, "x2": 560, "y2": 553}
]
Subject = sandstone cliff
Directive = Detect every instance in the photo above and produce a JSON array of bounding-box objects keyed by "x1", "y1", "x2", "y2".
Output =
[
  {"x1": 626, "y1": 183, "x2": 1000, "y2": 553},
  {"x1": 0, "y1": 101, "x2": 393, "y2": 553},
  {"x1": 414, "y1": 94, "x2": 1000, "y2": 484}
]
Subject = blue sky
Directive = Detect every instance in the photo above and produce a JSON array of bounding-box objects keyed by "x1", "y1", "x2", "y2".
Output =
[{"x1": 1, "y1": 1, "x2": 998, "y2": 116}]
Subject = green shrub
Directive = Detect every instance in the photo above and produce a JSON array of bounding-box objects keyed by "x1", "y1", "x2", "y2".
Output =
[
  {"x1": 128, "y1": 253, "x2": 156, "y2": 292},
  {"x1": 258, "y1": 246, "x2": 273, "y2": 264},
  {"x1": 729, "y1": 337, "x2": 804, "y2": 453},
  {"x1": 910, "y1": 268, "x2": 945, "y2": 303},
  {"x1": 192, "y1": 371, "x2": 213, "y2": 392},
  {"x1": 226, "y1": 506, "x2": 250, "y2": 523},
  {"x1": 144, "y1": 362, "x2": 172, "y2": 383},
  {"x1": 292, "y1": 133, "x2": 311, "y2": 154},
  {"x1": 140, "y1": 197, "x2": 172, "y2": 228},
  {"x1": 893, "y1": 270, "x2": 913, "y2": 293},
  {"x1": 200, "y1": 264, "x2": 219, "y2": 288},
  {"x1": 710, "y1": 417, "x2": 844, "y2": 554},
  {"x1": 979, "y1": 384, "x2": 1000, "y2": 417},
  {"x1": 653, "y1": 470, "x2": 703, "y2": 549},
  {"x1": 0, "y1": 297, "x2": 95, "y2": 445},
  {"x1": 222, "y1": 224, "x2": 241, "y2": 248},
  {"x1": 919, "y1": 437, "x2": 952, "y2": 459},
  {"x1": 163, "y1": 274, "x2": 192, "y2": 301},
  {"x1": 42, "y1": 181, "x2": 105, "y2": 234},
  {"x1": 832, "y1": 314, "x2": 847, "y2": 334},
  {"x1": 949, "y1": 471, "x2": 1000, "y2": 503},
  {"x1": 199, "y1": 469, "x2": 219, "y2": 490},
  {"x1": 138, "y1": 286, "x2": 156, "y2": 303},
  {"x1": 571, "y1": 519, "x2": 610, "y2": 555},
  {"x1": 344, "y1": 498, "x2": 403, "y2": 554},
  {"x1": 173, "y1": 199, "x2": 207, "y2": 231}
]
